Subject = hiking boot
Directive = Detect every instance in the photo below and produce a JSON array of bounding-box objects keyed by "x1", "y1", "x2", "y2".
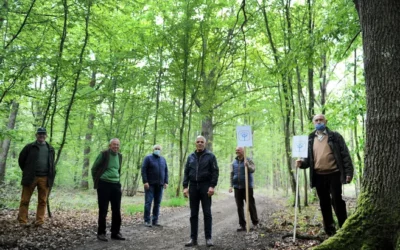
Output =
[
  {"x1": 184, "y1": 239, "x2": 197, "y2": 247},
  {"x1": 236, "y1": 226, "x2": 246, "y2": 232},
  {"x1": 97, "y1": 234, "x2": 108, "y2": 242},
  {"x1": 111, "y1": 233, "x2": 125, "y2": 240},
  {"x1": 144, "y1": 221, "x2": 152, "y2": 227}
]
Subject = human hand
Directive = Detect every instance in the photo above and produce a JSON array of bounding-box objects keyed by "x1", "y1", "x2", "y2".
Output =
[
  {"x1": 207, "y1": 187, "x2": 215, "y2": 197},
  {"x1": 183, "y1": 188, "x2": 189, "y2": 198},
  {"x1": 295, "y1": 159, "x2": 303, "y2": 168},
  {"x1": 144, "y1": 183, "x2": 149, "y2": 190},
  {"x1": 346, "y1": 176, "x2": 352, "y2": 183},
  {"x1": 228, "y1": 187, "x2": 233, "y2": 193},
  {"x1": 164, "y1": 183, "x2": 168, "y2": 189}
]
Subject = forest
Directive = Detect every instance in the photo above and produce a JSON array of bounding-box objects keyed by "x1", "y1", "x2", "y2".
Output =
[{"x1": 0, "y1": 0, "x2": 399, "y2": 250}]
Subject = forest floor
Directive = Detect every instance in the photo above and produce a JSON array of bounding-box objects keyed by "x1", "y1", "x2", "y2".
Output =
[{"x1": 0, "y1": 191, "x2": 356, "y2": 250}]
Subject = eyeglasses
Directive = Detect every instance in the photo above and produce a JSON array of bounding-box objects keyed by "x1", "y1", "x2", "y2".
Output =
[
  {"x1": 196, "y1": 141, "x2": 204, "y2": 144},
  {"x1": 154, "y1": 148, "x2": 161, "y2": 150}
]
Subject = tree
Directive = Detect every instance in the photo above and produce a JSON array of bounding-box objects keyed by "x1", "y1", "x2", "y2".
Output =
[
  {"x1": 0, "y1": 100, "x2": 19, "y2": 184},
  {"x1": 315, "y1": 1, "x2": 400, "y2": 249}
]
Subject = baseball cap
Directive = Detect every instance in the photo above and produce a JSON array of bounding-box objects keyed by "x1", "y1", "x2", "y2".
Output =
[{"x1": 36, "y1": 127, "x2": 47, "y2": 134}]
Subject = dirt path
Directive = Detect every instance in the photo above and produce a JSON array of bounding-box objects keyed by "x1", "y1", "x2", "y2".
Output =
[{"x1": 73, "y1": 192, "x2": 283, "y2": 250}]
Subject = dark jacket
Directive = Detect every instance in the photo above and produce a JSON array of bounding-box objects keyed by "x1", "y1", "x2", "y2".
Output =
[
  {"x1": 230, "y1": 157, "x2": 255, "y2": 189},
  {"x1": 91, "y1": 149, "x2": 123, "y2": 189},
  {"x1": 300, "y1": 128, "x2": 354, "y2": 188},
  {"x1": 183, "y1": 149, "x2": 219, "y2": 188},
  {"x1": 18, "y1": 141, "x2": 56, "y2": 187},
  {"x1": 141, "y1": 153, "x2": 168, "y2": 185}
]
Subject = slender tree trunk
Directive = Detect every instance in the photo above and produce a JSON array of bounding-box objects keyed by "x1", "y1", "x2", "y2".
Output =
[
  {"x1": 55, "y1": 0, "x2": 90, "y2": 166},
  {"x1": 319, "y1": 53, "x2": 327, "y2": 113},
  {"x1": 81, "y1": 71, "x2": 96, "y2": 189},
  {"x1": 153, "y1": 46, "x2": 164, "y2": 145},
  {"x1": 0, "y1": 100, "x2": 19, "y2": 184},
  {"x1": 316, "y1": 1, "x2": 400, "y2": 249}
]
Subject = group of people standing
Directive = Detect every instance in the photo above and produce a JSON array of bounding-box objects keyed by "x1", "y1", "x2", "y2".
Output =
[{"x1": 16, "y1": 113, "x2": 354, "y2": 247}]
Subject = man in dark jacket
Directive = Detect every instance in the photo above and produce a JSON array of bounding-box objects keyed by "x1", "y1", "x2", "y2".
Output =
[
  {"x1": 91, "y1": 138, "x2": 125, "y2": 242},
  {"x1": 18, "y1": 127, "x2": 55, "y2": 226},
  {"x1": 141, "y1": 144, "x2": 169, "y2": 227},
  {"x1": 183, "y1": 136, "x2": 219, "y2": 247},
  {"x1": 229, "y1": 146, "x2": 259, "y2": 232},
  {"x1": 296, "y1": 114, "x2": 354, "y2": 236}
]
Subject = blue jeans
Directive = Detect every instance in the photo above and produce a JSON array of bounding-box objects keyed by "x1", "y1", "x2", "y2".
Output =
[{"x1": 144, "y1": 184, "x2": 164, "y2": 224}]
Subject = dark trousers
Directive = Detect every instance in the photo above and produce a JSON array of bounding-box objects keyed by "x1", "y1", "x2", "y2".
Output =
[
  {"x1": 144, "y1": 184, "x2": 164, "y2": 223},
  {"x1": 314, "y1": 171, "x2": 347, "y2": 229},
  {"x1": 189, "y1": 183, "x2": 212, "y2": 240},
  {"x1": 97, "y1": 180, "x2": 122, "y2": 235},
  {"x1": 234, "y1": 187, "x2": 259, "y2": 227}
]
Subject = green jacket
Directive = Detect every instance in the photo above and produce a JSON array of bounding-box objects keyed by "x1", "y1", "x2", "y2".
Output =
[
  {"x1": 18, "y1": 141, "x2": 56, "y2": 187},
  {"x1": 91, "y1": 149, "x2": 123, "y2": 189}
]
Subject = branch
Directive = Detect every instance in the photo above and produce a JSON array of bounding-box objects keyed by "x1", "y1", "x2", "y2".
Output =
[{"x1": 5, "y1": 0, "x2": 36, "y2": 49}]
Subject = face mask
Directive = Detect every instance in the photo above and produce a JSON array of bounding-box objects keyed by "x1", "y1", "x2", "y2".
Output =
[
  {"x1": 153, "y1": 150, "x2": 161, "y2": 156},
  {"x1": 315, "y1": 123, "x2": 326, "y2": 131}
]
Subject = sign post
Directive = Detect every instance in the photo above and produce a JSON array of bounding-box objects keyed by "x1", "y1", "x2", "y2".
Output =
[
  {"x1": 291, "y1": 135, "x2": 308, "y2": 242},
  {"x1": 236, "y1": 126, "x2": 253, "y2": 233}
]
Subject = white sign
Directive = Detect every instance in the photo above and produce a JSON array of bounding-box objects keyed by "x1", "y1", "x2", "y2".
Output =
[
  {"x1": 236, "y1": 126, "x2": 253, "y2": 147},
  {"x1": 292, "y1": 135, "x2": 308, "y2": 158}
]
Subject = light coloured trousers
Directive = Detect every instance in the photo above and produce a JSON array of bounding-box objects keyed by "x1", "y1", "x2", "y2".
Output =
[{"x1": 18, "y1": 176, "x2": 49, "y2": 225}]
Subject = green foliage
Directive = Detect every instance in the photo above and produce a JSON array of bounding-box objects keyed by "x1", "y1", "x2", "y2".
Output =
[
  {"x1": 0, "y1": 0, "x2": 365, "y2": 204},
  {"x1": 125, "y1": 203, "x2": 144, "y2": 215},
  {"x1": 161, "y1": 196, "x2": 187, "y2": 207}
]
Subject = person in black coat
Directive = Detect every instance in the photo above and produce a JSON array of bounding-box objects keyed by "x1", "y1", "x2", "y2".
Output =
[
  {"x1": 296, "y1": 114, "x2": 354, "y2": 236},
  {"x1": 183, "y1": 136, "x2": 219, "y2": 247}
]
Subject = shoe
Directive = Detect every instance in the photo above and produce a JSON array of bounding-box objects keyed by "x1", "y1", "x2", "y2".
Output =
[
  {"x1": 236, "y1": 226, "x2": 246, "y2": 232},
  {"x1": 251, "y1": 224, "x2": 259, "y2": 231},
  {"x1": 152, "y1": 222, "x2": 162, "y2": 227},
  {"x1": 206, "y1": 238, "x2": 214, "y2": 247},
  {"x1": 97, "y1": 234, "x2": 108, "y2": 242},
  {"x1": 324, "y1": 225, "x2": 337, "y2": 236},
  {"x1": 19, "y1": 222, "x2": 30, "y2": 228},
  {"x1": 184, "y1": 239, "x2": 198, "y2": 247},
  {"x1": 144, "y1": 222, "x2": 152, "y2": 227},
  {"x1": 111, "y1": 233, "x2": 126, "y2": 240}
]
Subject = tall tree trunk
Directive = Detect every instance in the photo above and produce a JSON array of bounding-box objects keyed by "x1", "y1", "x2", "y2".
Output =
[
  {"x1": 81, "y1": 71, "x2": 96, "y2": 189},
  {"x1": 319, "y1": 53, "x2": 327, "y2": 113},
  {"x1": 316, "y1": 1, "x2": 400, "y2": 249},
  {"x1": 153, "y1": 45, "x2": 164, "y2": 145},
  {"x1": 55, "y1": 0, "x2": 90, "y2": 166},
  {"x1": 202, "y1": 116, "x2": 213, "y2": 152},
  {"x1": 0, "y1": 100, "x2": 19, "y2": 184}
]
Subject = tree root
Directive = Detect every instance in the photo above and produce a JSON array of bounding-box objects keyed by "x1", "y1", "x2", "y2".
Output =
[{"x1": 282, "y1": 233, "x2": 326, "y2": 242}]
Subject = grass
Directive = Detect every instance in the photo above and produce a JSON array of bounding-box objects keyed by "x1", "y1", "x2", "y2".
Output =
[{"x1": 0, "y1": 185, "x2": 187, "y2": 215}]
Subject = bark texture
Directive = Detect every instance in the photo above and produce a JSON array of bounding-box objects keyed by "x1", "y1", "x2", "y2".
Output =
[{"x1": 316, "y1": 1, "x2": 400, "y2": 249}]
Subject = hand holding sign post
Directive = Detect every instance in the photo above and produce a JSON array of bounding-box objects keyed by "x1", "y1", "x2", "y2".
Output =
[
  {"x1": 236, "y1": 126, "x2": 252, "y2": 233},
  {"x1": 292, "y1": 135, "x2": 308, "y2": 242}
]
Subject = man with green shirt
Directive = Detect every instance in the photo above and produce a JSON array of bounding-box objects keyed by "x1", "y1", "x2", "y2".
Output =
[
  {"x1": 91, "y1": 138, "x2": 125, "y2": 242},
  {"x1": 18, "y1": 127, "x2": 55, "y2": 226}
]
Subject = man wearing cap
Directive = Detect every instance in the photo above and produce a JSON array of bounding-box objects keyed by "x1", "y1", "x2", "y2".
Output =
[
  {"x1": 91, "y1": 138, "x2": 125, "y2": 241},
  {"x1": 17, "y1": 127, "x2": 56, "y2": 226}
]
